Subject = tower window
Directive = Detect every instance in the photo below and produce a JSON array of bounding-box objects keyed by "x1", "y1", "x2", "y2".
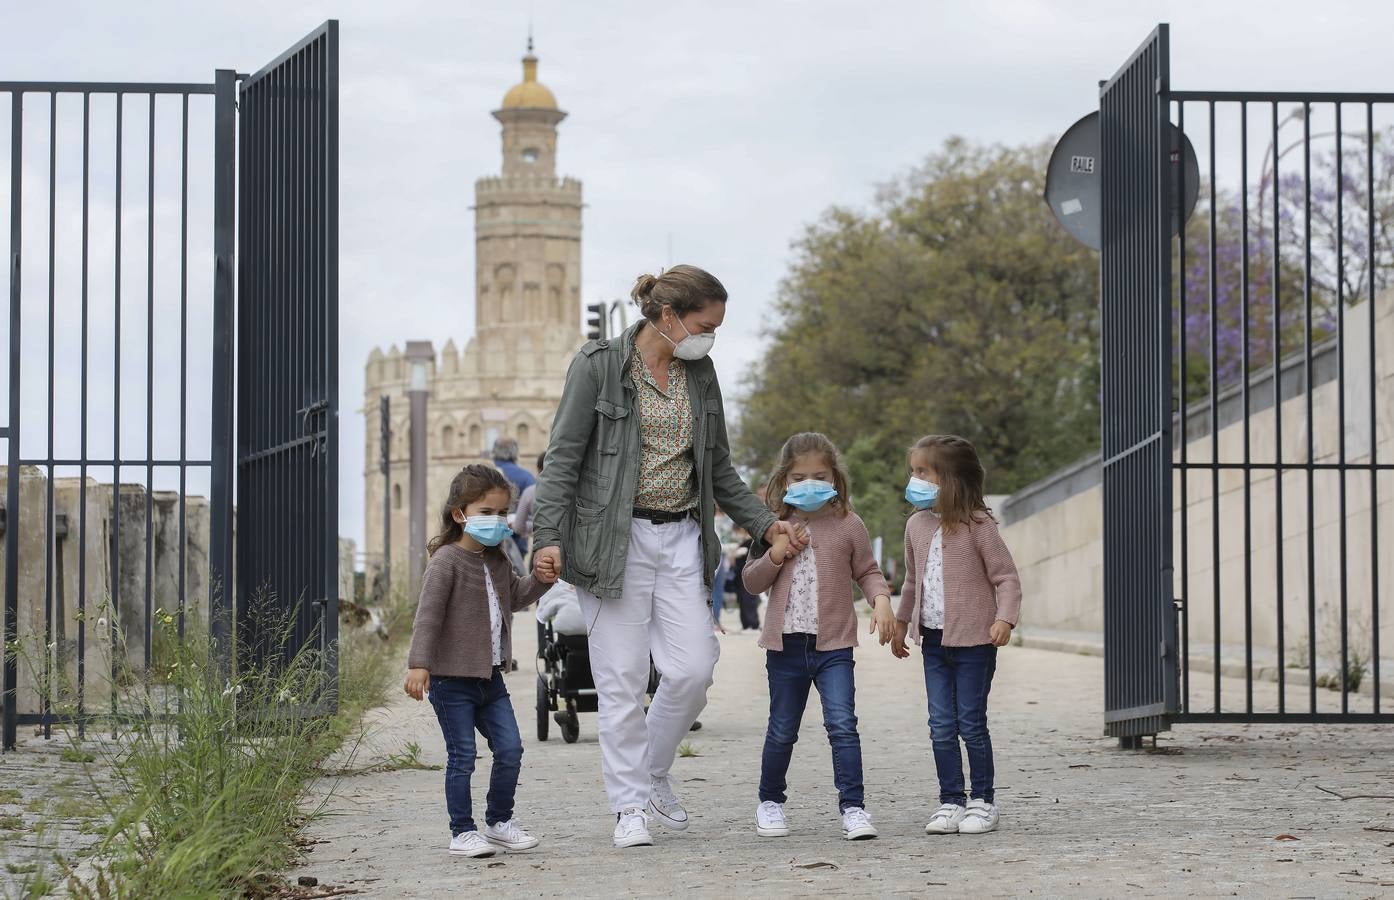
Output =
[{"x1": 521, "y1": 147, "x2": 539, "y2": 164}]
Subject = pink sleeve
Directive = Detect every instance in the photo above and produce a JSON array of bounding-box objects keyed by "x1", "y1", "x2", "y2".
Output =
[
  {"x1": 976, "y1": 519, "x2": 1022, "y2": 625},
  {"x1": 848, "y1": 516, "x2": 890, "y2": 604},
  {"x1": 896, "y1": 522, "x2": 918, "y2": 624}
]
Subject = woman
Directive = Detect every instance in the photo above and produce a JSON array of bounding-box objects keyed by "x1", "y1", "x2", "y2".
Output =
[{"x1": 532, "y1": 265, "x2": 805, "y2": 849}]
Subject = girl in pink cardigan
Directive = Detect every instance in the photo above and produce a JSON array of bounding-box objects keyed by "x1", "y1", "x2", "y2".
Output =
[
  {"x1": 742, "y1": 433, "x2": 896, "y2": 842},
  {"x1": 891, "y1": 434, "x2": 1022, "y2": 836}
]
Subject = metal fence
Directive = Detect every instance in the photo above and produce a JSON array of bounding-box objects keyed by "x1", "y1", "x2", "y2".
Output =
[
  {"x1": 2, "y1": 21, "x2": 339, "y2": 749},
  {"x1": 1102, "y1": 24, "x2": 1394, "y2": 743}
]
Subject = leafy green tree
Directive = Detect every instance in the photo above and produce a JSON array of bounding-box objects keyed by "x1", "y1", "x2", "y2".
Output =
[{"x1": 736, "y1": 138, "x2": 1099, "y2": 560}]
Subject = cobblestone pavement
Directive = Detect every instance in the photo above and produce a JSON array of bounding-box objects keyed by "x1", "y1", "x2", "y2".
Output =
[{"x1": 299, "y1": 615, "x2": 1394, "y2": 899}]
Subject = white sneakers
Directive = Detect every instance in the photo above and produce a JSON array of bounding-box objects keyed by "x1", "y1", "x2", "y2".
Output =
[
  {"x1": 840, "y1": 806, "x2": 878, "y2": 840},
  {"x1": 925, "y1": 800, "x2": 998, "y2": 834},
  {"x1": 482, "y1": 819, "x2": 540, "y2": 851},
  {"x1": 614, "y1": 806, "x2": 654, "y2": 848},
  {"x1": 451, "y1": 820, "x2": 540, "y2": 857},
  {"x1": 647, "y1": 775, "x2": 689, "y2": 831},
  {"x1": 448, "y1": 830, "x2": 495, "y2": 858},
  {"x1": 958, "y1": 798, "x2": 999, "y2": 834},
  {"x1": 755, "y1": 801, "x2": 789, "y2": 837},
  {"x1": 924, "y1": 803, "x2": 968, "y2": 834}
]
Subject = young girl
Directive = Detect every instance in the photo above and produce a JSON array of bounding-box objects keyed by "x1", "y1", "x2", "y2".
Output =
[
  {"x1": 742, "y1": 433, "x2": 897, "y2": 841},
  {"x1": 404, "y1": 464, "x2": 556, "y2": 858},
  {"x1": 891, "y1": 435, "x2": 1021, "y2": 836}
]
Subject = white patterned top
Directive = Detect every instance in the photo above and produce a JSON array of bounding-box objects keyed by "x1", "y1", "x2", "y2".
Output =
[
  {"x1": 920, "y1": 528, "x2": 945, "y2": 630},
  {"x1": 484, "y1": 566, "x2": 503, "y2": 666},
  {"x1": 782, "y1": 543, "x2": 820, "y2": 635}
]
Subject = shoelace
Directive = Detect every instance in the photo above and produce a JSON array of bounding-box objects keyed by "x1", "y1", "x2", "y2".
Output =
[
  {"x1": 619, "y1": 808, "x2": 650, "y2": 835},
  {"x1": 493, "y1": 820, "x2": 525, "y2": 840},
  {"x1": 844, "y1": 808, "x2": 872, "y2": 828},
  {"x1": 759, "y1": 802, "x2": 783, "y2": 821},
  {"x1": 651, "y1": 778, "x2": 679, "y2": 807}
]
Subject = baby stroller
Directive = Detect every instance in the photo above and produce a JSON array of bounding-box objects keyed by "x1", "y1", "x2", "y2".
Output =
[{"x1": 534, "y1": 582, "x2": 660, "y2": 743}]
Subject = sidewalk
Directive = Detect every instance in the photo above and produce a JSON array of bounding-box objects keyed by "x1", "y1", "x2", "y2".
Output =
[{"x1": 299, "y1": 619, "x2": 1394, "y2": 898}]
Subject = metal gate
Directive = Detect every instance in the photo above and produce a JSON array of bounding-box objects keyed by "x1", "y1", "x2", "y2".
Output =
[
  {"x1": 234, "y1": 22, "x2": 340, "y2": 711},
  {"x1": 1100, "y1": 26, "x2": 1179, "y2": 745},
  {"x1": 1102, "y1": 24, "x2": 1394, "y2": 742},
  {"x1": 1, "y1": 21, "x2": 339, "y2": 749}
]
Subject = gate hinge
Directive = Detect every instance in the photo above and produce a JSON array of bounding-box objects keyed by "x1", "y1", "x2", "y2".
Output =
[{"x1": 1159, "y1": 640, "x2": 1170, "y2": 659}]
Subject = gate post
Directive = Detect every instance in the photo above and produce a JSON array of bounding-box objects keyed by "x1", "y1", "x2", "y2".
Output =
[
  {"x1": 3, "y1": 95, "x2": 23, "y2": 751},
  {"x1": 208, "y1": 68, "x2": 236, "y2": 677}
]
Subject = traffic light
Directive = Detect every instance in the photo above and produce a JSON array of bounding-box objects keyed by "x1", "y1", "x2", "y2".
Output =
[{"x1": 585, "y1": 302, "x2": 607, "y2": 341}]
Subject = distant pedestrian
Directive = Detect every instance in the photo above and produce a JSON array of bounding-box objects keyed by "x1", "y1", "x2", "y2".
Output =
[
  {"x1": 890, "y1": 434, "x2": 1022, "y2": 837},
  {"x1": 492, "y1": 437, "x2": 536, "y2": 557},
  {"x1": 403, "y1": 464, "x2": 556, "y2": 858},
  {"x1": 730, "y1": 529, "x2": 762, "y2": 631}
]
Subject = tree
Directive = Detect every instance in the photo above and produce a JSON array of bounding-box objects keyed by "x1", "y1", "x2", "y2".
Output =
[{"x1": 736, "y1": 138, "x2": 1100, "y2": 556}]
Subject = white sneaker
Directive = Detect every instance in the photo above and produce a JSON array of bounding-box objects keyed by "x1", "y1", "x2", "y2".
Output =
[
  {"x1": 482, "y1": 818, "x2": 539, "y2": 851},
  {"x1": 924, "y1": 803, "x2": 968, "y2": 835},
  {"x1": 755, "y1": 801, "x2": 789, "y2": 837},
  {"x1": 958, "y1": 798, "x2": 999, "y2": 834},
  {"x1": 614, "y1": 806, "x2": 654, "y2": 848},
  {"x1": 647, "y1": 775, "x2": 689, "y2": 830},
  {"x1": 840, "y1": 806, "x2": 878, "y2": 840},
  {"x1": 448, "y1": 830, "x2": 495, "y2": 858}
]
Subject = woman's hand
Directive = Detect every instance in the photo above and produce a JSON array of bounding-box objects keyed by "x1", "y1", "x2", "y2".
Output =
[
  {"x1": 890, "y1": 620, "x2": 910, "y2": 659},
  {"x1": 764, "y1": 520, "x2": 808, "y2": 556},
  {"x1": 533, "y1": 546, "x2": 561, "y2": 584},
  {"x1": 869, "y1": 595, "x2": 896, "y2": 645},
  {"x1": 403, "y1": 667, "x2": 430, "y2": 701},
  {"x1": 989, "y1": 619, "x2": 1014, "y2": 648},
  {"x1": 767, "y1": 531, "x2": 791, "y2": 563}
]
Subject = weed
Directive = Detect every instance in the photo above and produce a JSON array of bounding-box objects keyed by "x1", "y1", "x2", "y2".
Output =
[
  {"x1": 0, "y1": 788, "x2": 21, "y2": 805},
  {"x1": 59, "y1": 747, "x2": 96, "y2": 764},
  {"x1": 677, "y1": 742, "x2": 700, "y2": 758}
]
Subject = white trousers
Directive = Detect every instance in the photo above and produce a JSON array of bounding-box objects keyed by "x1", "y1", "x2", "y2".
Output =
[{"x1": 578, "y1": 517, "x2": 719, "y2": 812}]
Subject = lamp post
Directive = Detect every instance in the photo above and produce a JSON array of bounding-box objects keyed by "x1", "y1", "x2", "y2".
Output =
[{"x1": 405, "y1": 341, "x2": 434, "y2": 599}]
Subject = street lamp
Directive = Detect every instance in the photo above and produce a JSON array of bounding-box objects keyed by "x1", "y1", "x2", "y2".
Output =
[{"x1": 405, "y1": 341, "x2": 434, "y2": 599}]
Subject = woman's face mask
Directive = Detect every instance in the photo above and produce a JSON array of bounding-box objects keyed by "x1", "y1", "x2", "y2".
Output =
[{"x1": 658, "y1": 311, "x2": 715, "y2": 360}]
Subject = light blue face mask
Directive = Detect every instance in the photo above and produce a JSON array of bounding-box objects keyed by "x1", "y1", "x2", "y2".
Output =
[
  {"x1": 464, "y1": 515, "x2": 514, "y2": 547},
  {"x1": 783, "y1": 479, "x2": 838, "y2": 512},
  {"x1": 904, "y1": 477, "x2": 939, "y2": 510}
]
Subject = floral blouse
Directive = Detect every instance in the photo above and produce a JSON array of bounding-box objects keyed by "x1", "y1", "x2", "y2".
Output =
[
  {"x1": 782, "y1": 544, "x2": 820, "y2": 635},
  {"x1": 629, "y1": 349, "x2": 697, "y2": 512},
  {"x1": 920, "y1": 528, "x2": 945, "y2": 630}
]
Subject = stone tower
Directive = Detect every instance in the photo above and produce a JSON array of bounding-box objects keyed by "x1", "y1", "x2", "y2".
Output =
[{"x1": 363, "y1": 43, "x2": 583, "y2": 585}]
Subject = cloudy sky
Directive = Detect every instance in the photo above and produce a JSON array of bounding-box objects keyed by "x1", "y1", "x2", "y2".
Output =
[{"x1": 4, "y1": 0, "x2": 1389, "y2": 556}]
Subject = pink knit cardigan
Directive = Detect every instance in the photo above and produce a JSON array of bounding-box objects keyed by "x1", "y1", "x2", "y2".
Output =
[
  {"x1": 894, "y1": 510, "x2": 1022, "y2": 647},
  {"x1": 742, "y1": 507, "x2": 890, "y2": 652}
]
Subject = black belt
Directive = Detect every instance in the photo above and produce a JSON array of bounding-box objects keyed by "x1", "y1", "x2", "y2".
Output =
[{"x1": 633, "y1": 507, "x2": 693, "y2": 525}]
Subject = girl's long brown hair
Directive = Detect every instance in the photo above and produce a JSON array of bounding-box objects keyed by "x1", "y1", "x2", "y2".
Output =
[
  {"x1": 427, "y1": 464, "x2": 514, "y2": 556},
  {"x1": 909, "y1": 434, "x2": 992, "y2": 534},
  {"x1": 763, "y1": 432, "x2": 852, "y2": 519}
]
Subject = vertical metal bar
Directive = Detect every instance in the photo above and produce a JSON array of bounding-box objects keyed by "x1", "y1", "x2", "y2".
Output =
[
  {"x1": 111, "y1": 92, "x2": 122, "y2": 724},
  {"x1": 381, "y1": 394, "x2": 390, "y2": 595},
  {"x1": 144, "y1": 93, "x2": 154, "y2": 684},
  {"x1": 177, "y1": 93, "x2": 187, "y2": 642},
  {"x1": 1177, "y1": 99, "x2": 1190, "y2": 713},
  {"x1": 1240, "y1": 102, "x2": 1253, "y2": 714},
  {"x1": 1303, "y1": 104, "x2": 1317, "y2": 713},
  {"x1": 324, "y1": 21, "x2": 342, "y2": 707},
  {"x1": 1366, "y1": 101, "x2": 1380, "y2": 713},
  {"x1": 1334, "y1": 105, "x2": 1348, "y2": 714},
  {"x1": 44, "y1": 91, "x2": 57, "y2": 738},
  {"x1": 3, "y1": 93, "x2": 24, "y2": 752},
  {"x1": 1208, "y1": 99, "x2": 1221, "y2": 713},
  {"x1": 208, "y1": 71, "x2": 236, "y2": 677},
  {"x1": 1272, "y1": 101, "x2": 1285, "y2": 713},
  {"x1": 1155, "y1": 29, "x2": 1176, "y2": 719},
  {"x1": 77, "y1": 91, "x2": 89, "y2": 736}
]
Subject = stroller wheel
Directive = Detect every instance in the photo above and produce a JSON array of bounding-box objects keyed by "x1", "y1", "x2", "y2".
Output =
[
  {"x1": 536, "y1": 675, "x2": 549, "y2": 741},
  {"x1": 561, "y1": 710, "x2": 581, "y2": 744}
]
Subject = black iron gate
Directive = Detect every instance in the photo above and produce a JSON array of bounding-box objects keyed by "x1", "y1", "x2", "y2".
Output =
[
  {"x1": 234, "y1": 22, "x2": 340, "y2": 710},
  {"x1": 1100, "y1": 26, "x2": 1180, "y2": 745},
  {"x1": 1, "y1": 21, "x2": 339, "y2": 749},
  {"x1": 1102, "y1": 24, "x2": 1393, "y2": 743}
]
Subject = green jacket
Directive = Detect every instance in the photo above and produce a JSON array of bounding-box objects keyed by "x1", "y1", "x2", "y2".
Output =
[{"x1": 532, "y1": 322, "x2": 777, "y2": 600}]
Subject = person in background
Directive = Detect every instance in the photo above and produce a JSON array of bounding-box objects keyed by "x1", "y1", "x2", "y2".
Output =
[
  {"x1": 492, "y1": 437, "x2": 536, "y2": 558},
  {"x1": 710, "y1": 507, "x2": 735, "y2": 630},
  {"x1": 514, "y1": 452, "x2": 544, "y2": 562},
  {"x1": 730, "y1": 527, "x2": 762, "y2": 631}
]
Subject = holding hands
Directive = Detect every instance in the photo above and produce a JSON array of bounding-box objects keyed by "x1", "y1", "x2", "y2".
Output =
[{"x1": 764, "y1": 520, "x2": 809, "y2": 564}]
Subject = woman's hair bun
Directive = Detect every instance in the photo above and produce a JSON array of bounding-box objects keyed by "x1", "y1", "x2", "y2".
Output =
[
  {"x1": 629, "y1": 265, "x2": 729, "y2": 323},
  {"x1": 631, "y1": 273, "x2": 662, "y2": 318}
]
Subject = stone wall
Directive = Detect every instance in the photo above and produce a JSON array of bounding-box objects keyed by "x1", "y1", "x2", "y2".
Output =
[{"x1": 999, "y1": 291, "x2": 1393, "y2": 688}]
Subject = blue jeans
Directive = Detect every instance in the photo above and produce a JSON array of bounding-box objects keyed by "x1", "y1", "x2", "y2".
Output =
[
  {"x1": 920, "y1": 627, "x2": 997, "y2": 806},
  {"x1": 428, "y1": 669, "x2": 523, "y2": 835},
  {"x1": 711, "y1": 557, "x2": 729, "y2": 625},
  {"x1": 760, "y1": 634, "x2": 864, "y2": 812}
]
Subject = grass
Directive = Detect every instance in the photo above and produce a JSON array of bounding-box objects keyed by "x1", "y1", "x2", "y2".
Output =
[
  {"x1": 0, "y1": 788, "x2": 21, "y2": 805},
  {"x1": 58, "y1": 747, "x2": 96, "y2": 764},
  {"x1": 325, "y1": 740, "x2": 440, "y2": 777},
  {"x1": 0, "y1": 814, "x2": 24, "y2": 831},
  {"x1": 45, "y1": 586, "x2": 418, "y2": 899},
  {"x1": 677, "y1": 741, "x2": 700, "y2": 758}
]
